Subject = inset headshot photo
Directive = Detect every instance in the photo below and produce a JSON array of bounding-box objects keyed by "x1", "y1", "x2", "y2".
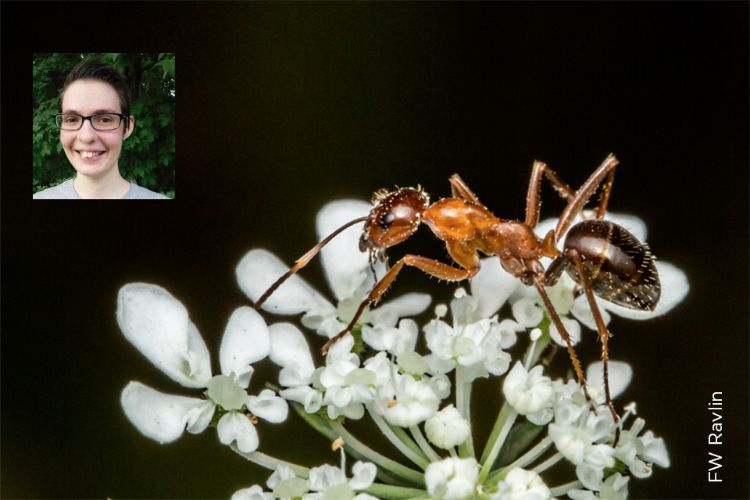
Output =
[{"x1": 33, "y1": 53, "x2": 175, "y2": 199}]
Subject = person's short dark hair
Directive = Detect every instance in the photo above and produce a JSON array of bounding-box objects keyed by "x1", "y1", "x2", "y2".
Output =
[{"x1": 59, "y1": 59, "x2": 132, "y2": 129}]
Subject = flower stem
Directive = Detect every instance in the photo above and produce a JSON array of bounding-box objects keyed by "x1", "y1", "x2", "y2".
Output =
[
  {"x1": 331, "y1": 421, "x2": 425, "y2": 487},
  {"x1": 505, "y1": 435, "x2": 553, "y2": 471},
  {"x1": 228, "y1": 446, "x2": 310, "y2": 477},
  {"x1": 486, "y1": 436, "x2": 553, "y2": 484},
  {"x1": 409, "y1": 424, "x2": 442, "y2": 463},
  {"x1": 478, "y1": 402, "x2": 517, "y2": 484},
  {"x1": 532, "y1": 451, "x2": 563, "y2": 473},
  {"x1": 362, "y1": 483, "x2": 428, "y2": 499},
  {"x1": 455, "y1": 365, "x2": 475, "y2": 458},
  {"x1": 479, "y1": 320, "x2": 553, "y2": 485},
  {"x1": 549, "y1": 479, "x2": 583, "y2": 497},
  {"x1": 291, "y1": 402, "x2": 400, "y2": 485},
  {"x1": 369, "y1": 409, "x2": 430, "y2": 469}
]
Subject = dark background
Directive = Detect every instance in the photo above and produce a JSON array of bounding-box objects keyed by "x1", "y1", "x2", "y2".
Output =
[{"x1": 2, "y1": 2, "x2": 748, "y2": 499}]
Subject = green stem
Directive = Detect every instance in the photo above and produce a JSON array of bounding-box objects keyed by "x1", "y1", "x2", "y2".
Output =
[
  {"x1": 292, "y1": 403, "x2": 400, "y2": 485},
  {"x1": 455, "y1": 365, "x2": 475, "y2": 458},
  {"x1": 409, "y1": 424, "x2": 442, "y2": 463},
  {"x1": 486, "y1": 436, "x2": 553, "y2": 484},
  {"x1": 477, "y1": 402, "x2": 517, "y2": 483},
  {"x1": 228, "y1": 446, "x2": 310, "y2": 477},
  {"x1": 549, "y1": 479, "x2": 583, "y2": 497},
  {"x1": 369, "y1": 409, "x2": 430, "y2": 469},
  {"x1": 479, "y1": 321, "x2": 553, "y2": 484},
  {"x1": 362, "y1": 483, "x2": 428, "y2": 499},
  {"x1": 292, "y1": 403, "x2": 338, "y2": 440},
  {"x1": 532, "y1": 451, "x2": 563, "y2": 474},
  {"x1": 331, "y1": 421, "x2": 425, "y2": 487}
]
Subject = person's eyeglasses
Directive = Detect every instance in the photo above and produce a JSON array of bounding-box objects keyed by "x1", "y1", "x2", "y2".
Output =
[{"x1": 53, "y1": 113, "x2": 127, "y2": 131}]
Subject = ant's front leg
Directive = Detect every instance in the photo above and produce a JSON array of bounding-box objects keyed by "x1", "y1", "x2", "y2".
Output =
[
  {"x1": 321, "y1": 254, "x2": 479, "y2": 354},
  {"x1": 567, "y1": 249, "x2": 622, "y2": 444},
  {"x1": 531, "y1": 274, "x2": 594, "y2": 406}
]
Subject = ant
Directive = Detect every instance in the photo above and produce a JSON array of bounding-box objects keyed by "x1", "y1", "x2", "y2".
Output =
[{"x1": 253, "y1": 154, "x2": 660, "y2": 437}]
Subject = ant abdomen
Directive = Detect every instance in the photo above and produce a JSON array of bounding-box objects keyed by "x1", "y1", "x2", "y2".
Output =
[{"x1": 546, "y1": 219, "x2": 661, "y2": 311}]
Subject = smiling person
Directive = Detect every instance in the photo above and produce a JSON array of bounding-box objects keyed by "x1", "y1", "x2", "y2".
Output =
[{"x1": 34, "y1": 59, "x2": 169, "y2": 199}]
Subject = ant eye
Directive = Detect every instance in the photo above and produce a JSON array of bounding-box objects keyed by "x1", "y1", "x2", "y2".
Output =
[{"x1": 380, "y1": 213, "x2": 396, "y2": 231}]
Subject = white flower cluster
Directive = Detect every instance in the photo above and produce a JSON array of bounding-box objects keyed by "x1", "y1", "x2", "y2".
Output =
[
  {"x1": 117, "y1": 200, "x2": 688, "y2": 499},
  {"x1": 118, "y1": 285, "x2": 288, "y2": 454},
  {"x1": 233, "y1": 461, "x2": 378, "y2": 500}
]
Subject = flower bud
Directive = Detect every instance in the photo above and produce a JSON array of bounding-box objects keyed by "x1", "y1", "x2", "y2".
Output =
[
  {"x1": 425, "y1": 457, "x2": 478, "y2": 500},
  {"x1": 425, "y1": 405, "x2": 471, "y2": 449}
]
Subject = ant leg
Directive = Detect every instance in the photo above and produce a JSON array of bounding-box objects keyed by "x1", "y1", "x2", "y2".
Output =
[
  {"x1": 449, "y1": 173, "x2": 482, "y2": 204},
  {"x1": 555, "y1": 154, "x2": 619, "y2": 238},
  {"x1": 593, "y1": 167, "x2": 616, "y2": 220},
  {"x1": 254, "y1": 216, "x2": 368, "y2": 309},
  {"x1": 531, "y1": 276, "x2": 593, "y2": 405},
  {"x1": 322, "y1": 254, "x2": 478, "y2": 353},
  {"x1": 524, "y1": 160, "x2": 576, "y2": 228},
  {"x1": 567, "y1": 249, "x2": 622, "y2": 444}
]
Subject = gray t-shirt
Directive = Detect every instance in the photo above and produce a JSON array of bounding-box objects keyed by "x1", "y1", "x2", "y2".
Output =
[{"x1": 33, "y1": 179, "x2": 169, "y2": 199}]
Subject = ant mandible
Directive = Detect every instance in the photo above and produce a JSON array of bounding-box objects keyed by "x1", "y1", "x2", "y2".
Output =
[{"x1": 253, "y1": 154, "x2": 661, "y2": 432}]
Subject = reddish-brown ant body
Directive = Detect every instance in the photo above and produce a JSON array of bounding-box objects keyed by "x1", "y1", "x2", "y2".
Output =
[{"x1": 253, "y1": 154, "x2": 661, "y2": 433}]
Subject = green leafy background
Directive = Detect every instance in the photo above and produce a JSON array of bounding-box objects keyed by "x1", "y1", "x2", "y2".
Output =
[{"x1": 32, "y1": 53, "x2": 175, "y2": 197}]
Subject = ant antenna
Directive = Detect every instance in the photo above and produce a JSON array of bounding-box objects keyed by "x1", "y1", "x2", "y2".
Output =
[{"x1": 254, "y1": 216, "x2": 369, "y2": 310}]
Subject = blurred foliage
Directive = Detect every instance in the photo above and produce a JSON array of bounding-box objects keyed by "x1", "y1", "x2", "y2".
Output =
[{"x1": 33, "y1": 53, "x2": 176, "y2": 197}]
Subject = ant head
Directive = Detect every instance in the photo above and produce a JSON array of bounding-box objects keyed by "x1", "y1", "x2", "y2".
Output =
[{"x1": 359, "y1": 186, "x2": 430, "y2": 252}]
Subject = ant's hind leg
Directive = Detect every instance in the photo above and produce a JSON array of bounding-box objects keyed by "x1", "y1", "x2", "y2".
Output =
[
  {"x1": 524, "y1": 160, "x2": 576, "y2": 228},
  {"x1": 555, "y1": 154, "x2": 619, "y2": 238}
]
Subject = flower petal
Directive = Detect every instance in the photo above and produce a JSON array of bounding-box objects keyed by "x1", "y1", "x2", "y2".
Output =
[
  {"x1": 247, "y1": 389, "x2": 289, "y2": 423},
  {"x1": 608, "y1": 213, "x2": 647, "y2": 242},
  {"x1": 512, "y1": 297, "x2": 545, "y2": 328},
  {"x1": 363, "y1": 319, "x2": 419, "y2": 354},
  {"x1": 586, "y1": 360, "x2": 632, "y2": 399},
  {"x1": 537, "y1": 212, "x2": 647, "y2": 243},
  {"x1": 186, "y1": 399, "x2": 215, "y2": 434},
  {"x1": 280, "y1": 386, "x2": 322, "y2": 414},
  {"x1": 350, "y1": 461, "x2": 376, "y2": 490},
  {"x1": 268, "y1": 323, "x2": 316, "y2": 381},
  {"x1": 308, "y1": 464, "x2": 348, "y2": 491},
  {"x1": 217, "y1": 412, "x2": 259, "y2": 453},
  {"x1": 236, "y1": 249, "x2": 330, "y2": 314},
  {"x1": 369, "y1": 293, "x2": 432, "y2": 327},
  {"x1": 571, "y1": 294, "x2": 612, "y2": 331},
  {"x1": 640, "y1": 430, "x2": 670, "y2": 467},
  {"x1": 231, "y1": 485, "x2": 273, "y2": 500},
  {"x1": 471, "y1": 258, "x2": 520, "y2": 318},
  {"x1": 220, "y1": 307, "x2": 270, "y2": 386},
  {"x1": 120, "y1": 381, "x2": 214, "y2": 443},
  {"x1": 603, "y1": 261, "x2": 689, "y2": 319},
  {"x1": 316, "y1": 200, "x2": 383, "y2": 300},
  {"x1": 549, "y1": 316, "x2": 581, "y2": 347},
  {"x1": 117, "y1": 283, "x2": 211, "y2": 388}
]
